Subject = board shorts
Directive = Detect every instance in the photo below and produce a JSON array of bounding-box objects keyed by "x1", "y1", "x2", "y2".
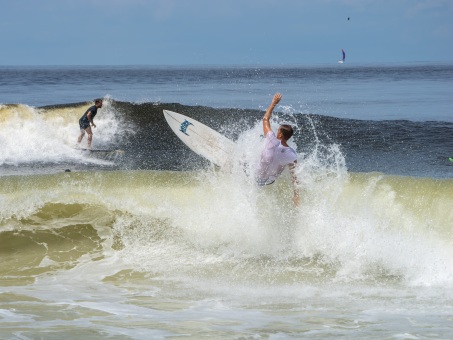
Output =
[{"x1": 79, "y1": 118, "x2": 90, "y2": 130}]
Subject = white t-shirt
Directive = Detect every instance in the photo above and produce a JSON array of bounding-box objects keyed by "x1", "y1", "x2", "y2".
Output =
[{"x1": 255, "y1": 131, "x2": 297, "y2": 185}]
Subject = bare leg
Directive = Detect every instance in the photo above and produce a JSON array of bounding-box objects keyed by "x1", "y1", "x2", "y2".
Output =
[
  {"x1": 85, "y1": 127, "x2": 93, "y2": 148},
  {"x1": 77, "y1": 127, "x2": 92, "y2": 147},
  {"x1": 77, "y1": 129, "x2": 85, "y2": 144}
]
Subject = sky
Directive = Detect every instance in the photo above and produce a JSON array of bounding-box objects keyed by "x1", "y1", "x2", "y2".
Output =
[{"x1": 1, "y1": 0, "x2": 452, "y2": 65}]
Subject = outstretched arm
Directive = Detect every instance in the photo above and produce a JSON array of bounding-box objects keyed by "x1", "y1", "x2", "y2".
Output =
[
  {"x1": 263, "y1": 93, "x2": 282, "y2": 136},
  {"x1": 87, "y1": 111, "x2": 96, "y2": 128},
  {"x1": 289, "y1": 161, "x2": 300, "y2": 207}
]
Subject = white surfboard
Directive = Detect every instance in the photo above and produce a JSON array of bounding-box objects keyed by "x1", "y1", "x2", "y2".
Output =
[
  {"x1": 78, "y1": 148, "x2": 124, "y2": 153},
  {"x1": 75, "y1": 147, "x2": 124, "y2": 155},
  {"x1": 163, "y1": 110, "x2": 236, "y2": 168}
]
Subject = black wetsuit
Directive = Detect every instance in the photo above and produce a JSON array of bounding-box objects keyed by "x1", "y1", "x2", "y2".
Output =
[{"x1": 79, "y1": 105, "x2": 98, "y2": 130}]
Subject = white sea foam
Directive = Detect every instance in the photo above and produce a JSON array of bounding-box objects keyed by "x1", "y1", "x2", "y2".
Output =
[
  {"x1": 2, "y1": 162, "x2": 453, "y2": 338},
  {"x1": 93, "y1": 118, "x2": 453, "y2": 289}
]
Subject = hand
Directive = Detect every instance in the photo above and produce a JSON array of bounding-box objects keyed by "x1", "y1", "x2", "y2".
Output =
[
  {"x1": 92, "y1": 124, "x2": 96, "y2": 128},
  {"x1": 272, "y1": 93, "x2": 282, "y2": 106}
]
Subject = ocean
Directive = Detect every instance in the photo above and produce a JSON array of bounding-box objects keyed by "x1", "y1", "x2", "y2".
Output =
[{"x1": 1, "y1": 63, "x2": 453, "y2": 339}]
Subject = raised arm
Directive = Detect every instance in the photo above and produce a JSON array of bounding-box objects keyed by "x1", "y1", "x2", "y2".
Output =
[{"x1": 263, "y1": 93, "x2": 282, "y2": 136}]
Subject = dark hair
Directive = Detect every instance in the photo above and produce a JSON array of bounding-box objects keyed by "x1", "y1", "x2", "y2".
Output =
[
  {"x1": 279, "y1": 124, "x2": 294, "y2": 140},
  {"x1": 95, "y1": 99, "x2": 103, "y2": 104}
]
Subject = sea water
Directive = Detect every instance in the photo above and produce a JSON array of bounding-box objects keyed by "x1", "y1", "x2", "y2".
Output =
[{"x1": 1, "y1": 63, "x2": 453, "y2": 339}]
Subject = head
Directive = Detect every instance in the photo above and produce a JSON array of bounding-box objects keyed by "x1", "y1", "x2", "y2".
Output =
[
  {"x1": 277, "y1": 124, "x2": 294, "y2": 141},
  {"x1": 95, "y1": 99, "x2": 103, "y2": 108}
]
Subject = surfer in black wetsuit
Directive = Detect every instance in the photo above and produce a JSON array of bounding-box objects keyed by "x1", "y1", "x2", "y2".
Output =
[{"x1": 77, "y1": 99, "x2": 103, "y2": 149}]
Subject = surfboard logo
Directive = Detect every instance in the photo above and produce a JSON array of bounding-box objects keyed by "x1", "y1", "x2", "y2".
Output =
[{"x1": 180, "y1": 120, "x2": 193, "y2": 136}]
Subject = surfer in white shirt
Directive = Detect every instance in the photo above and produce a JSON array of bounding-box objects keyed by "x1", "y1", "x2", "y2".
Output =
[{"x1": 255, "y1": 93, "x2": 299, "y2": 206}]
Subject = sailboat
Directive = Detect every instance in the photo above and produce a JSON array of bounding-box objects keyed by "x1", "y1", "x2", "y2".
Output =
[{"x1": 338, "y1": 49, "x2": 345, "y2": 64}]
